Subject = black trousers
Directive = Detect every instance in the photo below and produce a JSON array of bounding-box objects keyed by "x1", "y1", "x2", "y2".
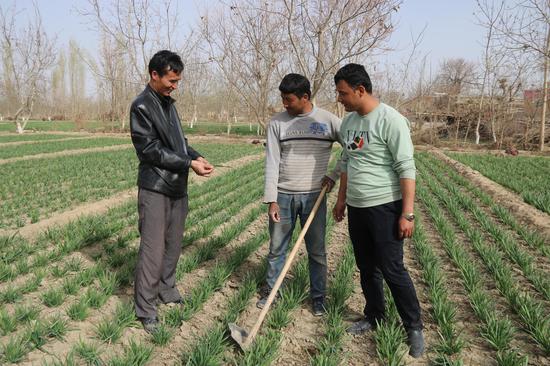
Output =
[{"x1": 348, "y1": 200, "x2": 422, "y2": 330}]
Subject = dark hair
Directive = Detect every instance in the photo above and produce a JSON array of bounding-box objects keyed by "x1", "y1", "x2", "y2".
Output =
[
  {"x1": 334, "y1": 63, "x2": 372, "y2": 94},
  {"x1": 148, "y1": 50, "x2": 184, "y2": 77},
  {"x1": 279, "y1": 73, "x2": 311, "y2": 99}
]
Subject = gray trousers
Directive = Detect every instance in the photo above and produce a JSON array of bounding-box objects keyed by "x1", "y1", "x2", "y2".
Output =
[{"x1": 134, "y1": 188, "x2": 188, "y2": 319}]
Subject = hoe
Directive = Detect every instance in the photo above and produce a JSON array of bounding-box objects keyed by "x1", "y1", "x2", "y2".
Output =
[{"x1": 229, "y1": 186, "x2": 328, "y2": 350}]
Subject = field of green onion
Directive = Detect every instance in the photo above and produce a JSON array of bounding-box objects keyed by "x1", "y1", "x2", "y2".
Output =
[
  {"x1": 0, "y1": 133, "x2": 548, "y2": 365},
  {"x1": 446, "y1": 152, "x2": 550, "y2": 215}
]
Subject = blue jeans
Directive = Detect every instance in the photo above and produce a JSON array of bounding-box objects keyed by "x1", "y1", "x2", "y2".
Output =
[{"x1": 267, "y1": 191, "x2": 327, "y2": 300}]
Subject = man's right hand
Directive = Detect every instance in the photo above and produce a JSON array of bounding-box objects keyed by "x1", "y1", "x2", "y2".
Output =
[
  {"x1": 191, "y1": 159, "x2": 214, "y2": 177},
  {"x1": 268, "y1": 202, "x2": 280, "y2": 222},
  {"x1": 333, "y1": 199, "x2": 346, "y2": 222}
]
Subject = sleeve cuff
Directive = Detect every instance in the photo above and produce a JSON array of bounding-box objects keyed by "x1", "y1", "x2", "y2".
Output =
[
  {"x1": 399, "y1": 170, "x2": 416, "y2": 180},
  {"x1": 263, "y1": 192, "x2": 278, "y2": 203}
]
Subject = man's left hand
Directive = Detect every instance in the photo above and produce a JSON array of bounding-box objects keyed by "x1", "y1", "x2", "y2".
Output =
[
  {"x1": 321, "y1": 176, "x2": 335, "y2": 192},
  {"x1": 197, "y1": 157, "x2": 214, "y2": 174},
  {"x1": 398, "y1": 217, "x2": 414, "y2": 239},
  {"x1": 197, "y1": 157, "x2": 213, "y2": 168}
]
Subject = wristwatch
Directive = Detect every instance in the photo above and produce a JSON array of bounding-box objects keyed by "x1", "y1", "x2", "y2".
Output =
[{"x1": 402, "y1": 213, "x2": 415, "y2": 222}]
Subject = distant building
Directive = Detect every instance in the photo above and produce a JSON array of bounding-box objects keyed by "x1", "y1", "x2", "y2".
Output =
[{"x1": 523, "y1": 89, "x2": 547, "y2": 102}]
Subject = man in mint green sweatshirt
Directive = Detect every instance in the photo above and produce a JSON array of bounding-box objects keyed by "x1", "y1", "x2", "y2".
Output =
[{"x1": 332, "y1": 63, "x2": 424, "y2": 358}]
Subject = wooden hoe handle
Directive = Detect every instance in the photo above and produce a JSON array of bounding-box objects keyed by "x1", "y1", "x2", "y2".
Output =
[{"x1": 244, "y1": 186, "x2": 328, "y2": 347}]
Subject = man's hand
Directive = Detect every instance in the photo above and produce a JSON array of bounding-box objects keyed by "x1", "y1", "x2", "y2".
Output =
[
  {"x1": 398, "y1": 217, "x2": 414, "y2": 239},
  {"x1": 191, "y1": 159, "x2": 214, "y2": 177},
  {"x1": 321, "y1": 176, "x2": 335, "y2": 192},
  {"x1": 268, "y1": 202, "x2": 280, "y2": 222},
  {"x1": 333, "y1": 199, "x2": 346, "y2": 222},
  {"x1": 197, "y1": 156, "x2": 211, "y2": 165}
]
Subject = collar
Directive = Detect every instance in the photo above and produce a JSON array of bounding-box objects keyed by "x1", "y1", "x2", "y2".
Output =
[
  {"x1": 295, "y1": 105, "x2": 316, "y2": 118},
  {"x1": 146, "y1": 84, "x2": 175, "y2": 107}
]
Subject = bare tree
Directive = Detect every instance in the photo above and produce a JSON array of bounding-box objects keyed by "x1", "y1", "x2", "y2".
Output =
[
  {"x1": 77, "y1": 0, "x2": 190, "y2": 128},
  {"x1": 375, "y1": 24, "x2": 429, "y2": 109},
  {"x1": 0, "y1": 2, "x2": 56, "y2": 133},
  {"x1": 68, "y1": 40, "x2": 87, "y2": 122},
  {"x1": 51, "y1": 50, "x2": 67, "y2": 118},
  {"x1": 498, "y1": 0, "x2": 550, "y2": 150},
  {"x1": 280, "y1": 0, "x2": 400, "y2": 101},
  {"x1": 435, "y1": 58, "x2": 477, "y2": 96},
  {"x1": 92, "y1": 30, "x2": 131, "y2": 129},
  {"x1": 475, "y1": 0, "x2": 506, "y2": 144},
  {"x1": 181, "y1": 57, "x2": 213, "y2": 129},
  {"x1": 200, "y1": 1, "x2": 285, "y2": 131}
]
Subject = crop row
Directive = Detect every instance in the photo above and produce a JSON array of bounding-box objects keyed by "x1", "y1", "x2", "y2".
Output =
[
  {"x1": 0, "y1": 134, "x2": 86, "y2": 144},
  {"x1": 0, "y1": 137, "x2": 130, "y2": 159},
  {"x1": 417, "y1": 157, "x2": 549, "y2": 357},
  {"x1": 0, "y1": 142, "x2": 261, "y2": 229},
  {"x1": 0, "y1": 121, "x2": 107, "y2": 133},
  {"x1": 418, "y1": 154, "x2": 550, "y2": 302},
  {"x1": 421, "y1": 153, "x2": 549, "y2": 259},
  {"x1": 0, "y1": 173, "x2": 264, "y2": 310},
  {"x1": 0, "y1": 160, "x2": 264, "y2": 301},
  {"x1": 0, "y1": 121, "x2": 262, "y2": 136},
  {"x1": 447, "y1": 152, "x2": 550, "y2": 215},
  {"x1": 1, "y1": 160, "x2": 266, "y2": 363},
  {"x1": 40, "y1": 188, "x2": 267, "y2": 364}
]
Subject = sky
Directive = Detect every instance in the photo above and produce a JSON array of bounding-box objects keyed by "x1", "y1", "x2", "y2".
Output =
[
  {"x1": 390, "y1": 0, "x2": 483, "y2": 64},
  {"x1": 9, "y1": 0, "x2": 487, "y2": 90},
  {"x1": 12, "y1": 0, "x2": 485, "y2": 60}
]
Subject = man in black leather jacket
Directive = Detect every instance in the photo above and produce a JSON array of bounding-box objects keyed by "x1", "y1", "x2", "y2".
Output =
[{"x1": 130, "y1": 50, "x2": 214, "y2": 333}]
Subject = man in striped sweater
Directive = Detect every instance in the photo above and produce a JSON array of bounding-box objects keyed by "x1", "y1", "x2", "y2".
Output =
[{"x1": 260, "y1": 73, "x2": 341, "y2": 316}]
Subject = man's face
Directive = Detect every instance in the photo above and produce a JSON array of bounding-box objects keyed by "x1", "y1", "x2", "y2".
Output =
[
  {"x1": 281, "y1": 92, "x2": 309, "y2": 116},
  {"x1": 336, "y1": 80, "x2": 361, "y2": 112},
  {"x1": 150, "y1": 69, "x2": 181, "y2": 96}
]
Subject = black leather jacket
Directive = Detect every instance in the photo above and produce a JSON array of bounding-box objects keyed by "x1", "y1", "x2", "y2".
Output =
[{"x1": 130, "y1": 85, "x2": 202, "y2": 198}]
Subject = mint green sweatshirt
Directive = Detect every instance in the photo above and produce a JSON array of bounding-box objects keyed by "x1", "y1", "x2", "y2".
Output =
[{"x1": 340, "y1": 103, "x2": 415, "y2": 208}]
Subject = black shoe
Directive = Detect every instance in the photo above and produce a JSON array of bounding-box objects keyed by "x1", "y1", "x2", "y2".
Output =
[
  {"x1": 256, "y1": 285, "x2": 280, "y2": 309},
  {"x1": 407, "y1": 329, "x2": 424, "y2": 358},
  {"x1": 346, "y1": 318, "x2": 375, "y2": 335},
  {"x1": 312, "y1": 298, "x2": 326, "y2": 316},
  {"x1": 140, "y1": 317, "x2": 159, "y2": 334}
]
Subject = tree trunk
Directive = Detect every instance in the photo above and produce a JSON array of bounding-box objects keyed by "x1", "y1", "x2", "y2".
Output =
[
  {"x1": 496, "y1": 96, "x2": 497, "y2": 144},
  {"x1": 475, "y1": 94, "x2": 485, "y2": 144},
  {"x1": 15, "y1": 121, "x2": 24, "y2": 134},
  {"x1": 464, "y1": 118, "x2": 471, "y2": 144},
  {"x1": 455, "y1": 118, "x2": 461, "y2": 146},
  {"x1": 540, "y1": 24, "x2": 550, "y2": 151},
  {"x1": 191, "y1": 104, "x2": 197, "y2": 129}
]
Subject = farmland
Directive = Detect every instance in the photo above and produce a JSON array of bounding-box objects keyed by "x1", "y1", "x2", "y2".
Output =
[
  {"x1": 0, "y1": 132, "x2": 548, "y2": 366},
  {"x1": 446, "y1": 153, "x2": 550, "y2": 215},
  {"x1": 0, "y1": 121, "x2": 261, "y2": 136}
]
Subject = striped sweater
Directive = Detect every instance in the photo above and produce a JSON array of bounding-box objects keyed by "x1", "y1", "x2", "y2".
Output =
[{"x1": 264, "y1": 106, "x2": 341, "y2": 203}]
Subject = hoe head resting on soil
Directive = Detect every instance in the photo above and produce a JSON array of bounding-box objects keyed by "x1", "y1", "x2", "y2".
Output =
[{"x1": 228, "y1": 322, "x2": 251, "y2": 350}]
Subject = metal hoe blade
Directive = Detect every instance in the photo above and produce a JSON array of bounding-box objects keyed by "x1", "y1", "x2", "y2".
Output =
[{"x1": 228, "y1": 322, "x2": 250, "y2": 350}]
